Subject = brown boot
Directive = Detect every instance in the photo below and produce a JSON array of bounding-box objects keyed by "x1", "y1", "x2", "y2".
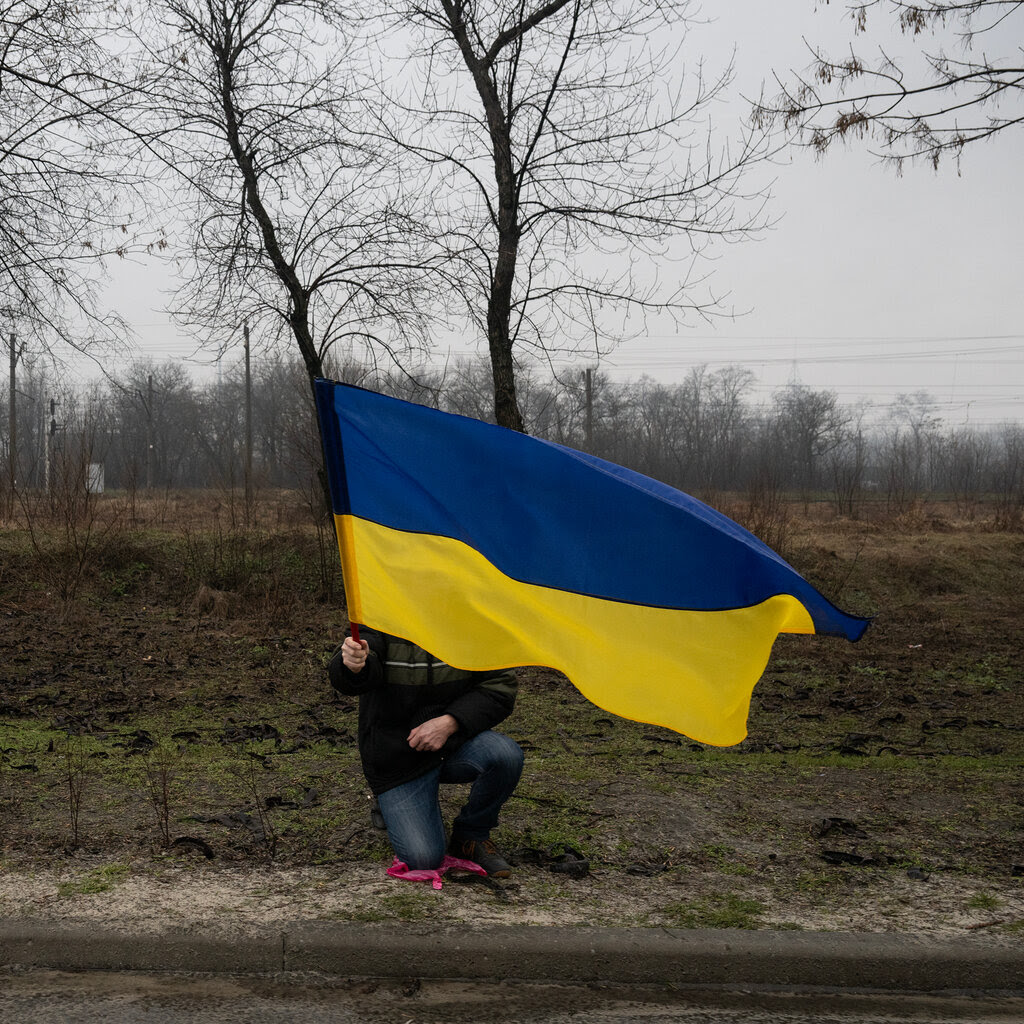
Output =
[{"x1": 448, "y1": 835, "x2": 512, "y2": 877}]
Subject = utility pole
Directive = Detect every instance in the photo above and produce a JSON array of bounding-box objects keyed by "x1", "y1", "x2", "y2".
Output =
[
  {"x1": 146, "y1": 373, "x2": 154, "y2": 490},
  {"x1": 243, "y1": 323, "x2": 253, "y2": 526},
  {"x1": 45, "y1": 397, "x2": 58, "y2": 496},
  {"x1": 7, "y1": 333, "x2": 15, "y2": 510},
  {"x1": 584, "y1": 367, "x2": 594, "y2": 453}
]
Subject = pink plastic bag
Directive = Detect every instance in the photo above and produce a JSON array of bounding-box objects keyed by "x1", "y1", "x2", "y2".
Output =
[{"x1": 386, "y1": 855, "x2": 487, "y2": 890}]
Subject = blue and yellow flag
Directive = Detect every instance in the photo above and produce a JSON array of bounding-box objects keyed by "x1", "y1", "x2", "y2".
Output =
[{"x1": 315, "y1": 378, "x2": 869, "y2": 746}]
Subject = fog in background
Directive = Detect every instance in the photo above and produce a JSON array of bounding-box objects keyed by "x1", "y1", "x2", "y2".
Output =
[{"x1": 65, "y1": 1, "x2": 1023, "y2": 427}]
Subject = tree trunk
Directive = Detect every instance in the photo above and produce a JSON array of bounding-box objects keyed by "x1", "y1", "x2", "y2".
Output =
[
  {"x1": 216, "y1": 42, "x2": 331, "y2": 510},
  {"x1": 488, "y1": 238, "x2": 525, "y2": 433},
  {"x1": 443, "y1": 0, "x2": 527, "y2": 432}
]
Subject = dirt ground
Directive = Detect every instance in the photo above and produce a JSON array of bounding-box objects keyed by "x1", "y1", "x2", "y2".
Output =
[{"x1": 0, "y1": 497, "x2": 1022, "y2": 941}]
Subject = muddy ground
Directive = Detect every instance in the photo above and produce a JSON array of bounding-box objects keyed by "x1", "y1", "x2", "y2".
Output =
[{"x1": 0, "y1": 496, "x2": 1021, "y2": 939}]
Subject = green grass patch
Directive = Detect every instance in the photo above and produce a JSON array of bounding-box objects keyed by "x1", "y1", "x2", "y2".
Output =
[
  {"x1": 662, "y1": 894, "x2": 766, "y2": 929},
  {"x1": 966, "y1": 892, "x2": 1002, "y2": 912},
  {"x1": 57, "y1": 862, "x2": 131, "y2": 898},
  {"x1": 375, "y1": 887, "x2": 438, "y2": 921}
]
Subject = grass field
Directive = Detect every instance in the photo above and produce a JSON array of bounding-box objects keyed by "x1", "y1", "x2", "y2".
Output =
[{"x1": 0, "y1": 489, "x2": 1021, "y2": 933}]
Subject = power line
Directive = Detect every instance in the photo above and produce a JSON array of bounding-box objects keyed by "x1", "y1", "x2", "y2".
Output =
[
  {"x1": 631, "y1": 333, "x2": 1024, "y2": 344},
  {"x1": 605, "y1": 347, "x2": 1022, "y2": 367}
]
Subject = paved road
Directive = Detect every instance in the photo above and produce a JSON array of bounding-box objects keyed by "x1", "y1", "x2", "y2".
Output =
[{"x1": 1, "y1": 971, "x2": 1023, "y2": 1024}]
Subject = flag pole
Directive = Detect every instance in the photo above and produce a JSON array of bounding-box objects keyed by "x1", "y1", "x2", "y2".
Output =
[{"x1": 313, "y1": 379, "x2": 363, "y2": 649}]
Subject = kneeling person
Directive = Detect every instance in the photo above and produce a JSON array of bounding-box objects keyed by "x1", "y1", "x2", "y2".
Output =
[{"x1": 329, "y1": 629, "x2": 523, "y2": 877}]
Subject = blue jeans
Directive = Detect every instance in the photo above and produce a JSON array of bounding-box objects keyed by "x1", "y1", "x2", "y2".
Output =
[{"x1": 376, "y1": 730, "x2": 524, "y2": 869}]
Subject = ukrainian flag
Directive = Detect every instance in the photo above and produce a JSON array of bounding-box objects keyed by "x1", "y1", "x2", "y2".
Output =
[{"x1": 315, "y1": 378, "x2": 869, "y2": 746}]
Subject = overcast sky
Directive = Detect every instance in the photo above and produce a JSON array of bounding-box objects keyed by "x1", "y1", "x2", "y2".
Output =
[{"x1": 99, "y1": 1, "x2": 1023, "y2": 428}]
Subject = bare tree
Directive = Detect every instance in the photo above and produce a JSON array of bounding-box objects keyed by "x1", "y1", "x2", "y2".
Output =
[
  {"x1": 828, "y1": 401, "x2": 872, "y2": 517},
  {"x1": 991, "y1": 421, "x2": 1023, "y2": 528},
  {"x1": 135, "y1": 0, "x2": 437, "y2": 427},
  {"x1": 942, "y1": 423, "x2": 993, "y2": 517},
  {"x1": 381, "y1": 0, "x2": 772, "y2": 430},
  {"x1": 107, "y1": 361, "x2": 202, "y2": 489},
  {"x1": 756, "y1": 1, "x2": 1024, "y2": 170},
  {"x1": 881, "y1": 390, "x2": 943, "y2": 509},
  {"x1": 772, "y1": 382, "x2": 849, "y2": 494},
  {"x1": 676, "y1": 364, "x2": 755, "y2": 491},
  {"x1": 0, "y1": 0, "x2": 138, "y2": 354},
  {"x1": 624, "y1": 376, "x2": 685, "y2": 487}
]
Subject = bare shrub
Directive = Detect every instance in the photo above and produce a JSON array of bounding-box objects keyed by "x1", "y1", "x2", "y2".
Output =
[
  {"x1": 231, "y1": 754, "x2": 279, "y2": 862},
  {"x1": 189, "y1": 583, "x2": 241, "y2": 621},
  {"x1": 142, "y1": 740, "x2": 183, "y2": 848},
  {"x1": 59, "y1": 736, "x2": 92, "y2": 850},
  {"x1": 740, "y1": 473, "x2": 791, "y2": 560},
  {"x1": 991, "y1": 425, "x2": 1024, "y2": 532},
  {"x1": 18, "y1": 438, "x2": 129, "y2": 613}
]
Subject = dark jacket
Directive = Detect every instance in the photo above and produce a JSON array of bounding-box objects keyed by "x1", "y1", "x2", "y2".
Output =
[{"x1": 328, "y1": 628, "x2": 518, "y2": 795}]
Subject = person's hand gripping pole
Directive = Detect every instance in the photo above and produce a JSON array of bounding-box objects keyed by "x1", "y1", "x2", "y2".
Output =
[{"x1": 341, "y1": 626, "x2": 369, "y2": 673}]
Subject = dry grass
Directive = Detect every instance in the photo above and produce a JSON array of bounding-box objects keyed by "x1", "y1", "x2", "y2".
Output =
[{"x1": 0, "y1": 490, "x2": 1021, "y2": 934}]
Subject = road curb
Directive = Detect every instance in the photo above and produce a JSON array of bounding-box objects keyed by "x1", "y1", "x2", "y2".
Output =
[{"x1": 1, "y1": 921, "x2": 1022, "y2": 994}]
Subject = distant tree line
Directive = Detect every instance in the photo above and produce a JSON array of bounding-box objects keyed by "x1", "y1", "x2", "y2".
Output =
[
  {"x1": 1, "y1": 0, "x2": 774, "y2": 444},
  {"x1": 5, "y1": 0, "x2": 1020, "y2": 478},
  {"x1": 3, "y1": 355, "x2": 1021, "y2": 529}
]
